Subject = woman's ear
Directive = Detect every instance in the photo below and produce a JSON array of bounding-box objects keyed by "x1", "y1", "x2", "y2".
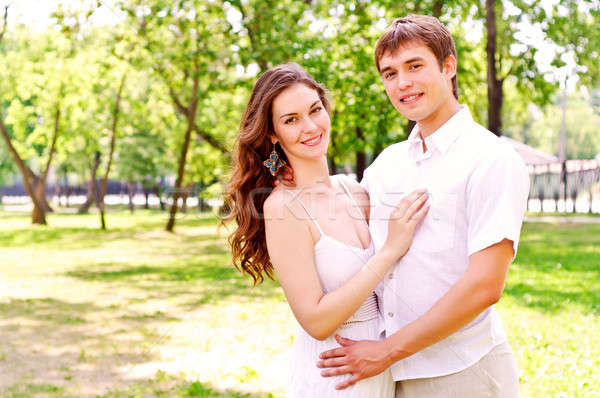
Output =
[{"x1": 270, "y1": 135, "x2": 278, "y2": 145}]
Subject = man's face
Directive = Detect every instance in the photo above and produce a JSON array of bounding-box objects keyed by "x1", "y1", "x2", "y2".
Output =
[{"x1": 379, "y1": 41, "x2": 455, "y2": 124}]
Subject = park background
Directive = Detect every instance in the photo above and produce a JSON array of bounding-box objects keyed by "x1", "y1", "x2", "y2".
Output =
[{"x1": 0, "y1": 0, "x2": 599, "y2": 397}]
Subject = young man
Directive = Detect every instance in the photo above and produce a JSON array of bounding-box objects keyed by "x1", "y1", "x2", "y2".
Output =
[{"x1": 316, "y1": 15, "x2": 529, "y2": 397}]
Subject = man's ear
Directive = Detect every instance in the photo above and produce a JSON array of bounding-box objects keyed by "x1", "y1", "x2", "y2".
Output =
[{"x1": 443, "y1": 54, "x2": 457, "y2": 80}]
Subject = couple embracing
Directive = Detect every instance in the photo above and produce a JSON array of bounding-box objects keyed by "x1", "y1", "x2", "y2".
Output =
[{"x1": 226, "y1": 14, "x2": 529, "y2": 398}]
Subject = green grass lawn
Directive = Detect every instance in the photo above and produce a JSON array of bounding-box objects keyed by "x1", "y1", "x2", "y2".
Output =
[{"x1": 0, "y1": 209, "x2": 598, "y2": 397}]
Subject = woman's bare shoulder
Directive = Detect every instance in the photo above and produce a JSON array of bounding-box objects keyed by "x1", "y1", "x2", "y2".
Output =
[{"x1": 263, "y1": 185, "x2": 302, "y2": 220}]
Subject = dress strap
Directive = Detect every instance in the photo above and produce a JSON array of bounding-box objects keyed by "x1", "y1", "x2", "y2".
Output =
[
  {"x1": 337, "y1": 176, "x2": 365, "y2": 221},
  {"x1": 284, "y1": 189, "x2": 324, "y2": 236}
]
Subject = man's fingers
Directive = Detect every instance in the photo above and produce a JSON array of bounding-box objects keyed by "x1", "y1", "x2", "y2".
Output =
[
  {"x1": 316, "y1": 356, "x2": 347, "y2": 368},
  {"x1": 320, "y1": 365, "x2": 353, "y2": 378},
  {"x1": 319, "y1": 347, "x2": 346, "y2": 359},
  {"x1": 335, "y1": 374, "x2": 361, "y2": 389},
  {"x1": 403, "y1": 192, "x2": 429, "y2": 221}
]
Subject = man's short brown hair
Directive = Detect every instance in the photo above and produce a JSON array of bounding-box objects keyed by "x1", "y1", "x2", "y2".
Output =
[{"x1": 374, "y1": 14, "x2": 459, "y2": 99}]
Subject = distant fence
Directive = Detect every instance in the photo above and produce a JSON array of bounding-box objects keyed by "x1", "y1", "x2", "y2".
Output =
[
  {"x1": 527, "y1": 160, "x2": 600, "y2": 213},
  {"x1": 3, "y1": 162, "x2": 600, "y2": 214},
  {"x1": 0, "y1": 179, "x2": 124, "y2": 197}
]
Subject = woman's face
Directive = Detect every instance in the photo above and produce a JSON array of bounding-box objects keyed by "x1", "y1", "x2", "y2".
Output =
[{"x1": 270, "y1": 83, "x2": 330, "y2": 162}]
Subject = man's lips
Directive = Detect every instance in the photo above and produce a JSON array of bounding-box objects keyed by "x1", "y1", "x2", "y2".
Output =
[
  {"x1": 302, "y1": 134, "x2": 322, "y2": 146},
  {"x1": 399, "y1": 93, "x2": 424, "y2": 104}
]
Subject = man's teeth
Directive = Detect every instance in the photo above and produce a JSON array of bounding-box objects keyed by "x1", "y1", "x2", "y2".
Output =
[{"x1": 401, "y1": 94, "x2": 420, "y2": 102}]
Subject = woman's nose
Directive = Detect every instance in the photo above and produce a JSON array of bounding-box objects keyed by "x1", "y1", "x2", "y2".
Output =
[{"x1": 301, "y1": 115, "x2": 318, "y2": 132}]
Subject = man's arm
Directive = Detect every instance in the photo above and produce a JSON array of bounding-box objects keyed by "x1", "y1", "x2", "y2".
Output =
[{"x1": 317, "y1": 238, "x2": 514, "y2": 389}]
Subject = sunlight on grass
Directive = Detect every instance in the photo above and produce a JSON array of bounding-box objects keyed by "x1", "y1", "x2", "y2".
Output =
[{"x1": 0, "y1": 210, "x2": 598, "y2": 397}]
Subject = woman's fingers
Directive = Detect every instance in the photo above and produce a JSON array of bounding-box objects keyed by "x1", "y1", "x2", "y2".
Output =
[
  {"x1": 391, "y1": 189, "x2": 427, "y2": 218},
  {"x1": 403, "y1": 191, "x2": 429, "y2": 222},
  {"x1": 408, "y1": 199, "x2": 430, "y2": 225}
]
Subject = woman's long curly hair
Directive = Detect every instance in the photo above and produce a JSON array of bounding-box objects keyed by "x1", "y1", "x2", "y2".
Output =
[{"x1": 223, "y1": 63, "x2": 331, "y2": 285}]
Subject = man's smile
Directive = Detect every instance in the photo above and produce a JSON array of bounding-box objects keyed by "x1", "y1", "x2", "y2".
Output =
[{"x1": 399, "y1": 92, "x2": 424, "y2": 104}]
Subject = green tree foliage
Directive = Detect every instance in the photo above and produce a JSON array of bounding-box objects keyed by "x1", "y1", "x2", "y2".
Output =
[
  {"x1": 116, "y1": 0, "x2": 234, "y2": 231},
  {"x1": 0, "y1": 23, "x2": 83, "y2": 224},
  {"x1": 1, "y1": 0, "x2": 599, "y2": 226},
  {"x1": 0, "y1": 143, "x2": 15, "y2": 193},
  {"x1": 514, "y1": 93, "x2": 600, "y2": 159}
]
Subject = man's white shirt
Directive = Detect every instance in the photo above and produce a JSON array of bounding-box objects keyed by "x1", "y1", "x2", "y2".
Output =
[{"x1": 361, "y1": 105, "x2": 530, "y2": 380}]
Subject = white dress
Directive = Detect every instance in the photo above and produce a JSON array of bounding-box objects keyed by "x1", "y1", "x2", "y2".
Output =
[{"x1": 285, "y1": 177, "x2": 395, "y2": 398}]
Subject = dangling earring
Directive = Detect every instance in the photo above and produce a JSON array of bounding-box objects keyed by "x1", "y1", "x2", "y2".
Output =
[{"x1": 263, "y1": 145, "x2": 286, "y2": 176}]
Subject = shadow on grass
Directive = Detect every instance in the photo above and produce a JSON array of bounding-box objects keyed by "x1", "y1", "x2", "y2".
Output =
[
  {"x1": 503, "y1": 283, "x2": 600, "y2": 314},
  {"x1": 503, "y1": 222, "x2": 600, "y2": 314},
  {"x1": 0, "y1": 298, "x2": 169, "y2": 393},
  {"x1": 0, "y1": 210, "x2": 224, "y2": 249},
  {"x1": 0, "y1": 299, "x2": 278, "y2": 397},
  {"x1": 0, "y1": 297, "x2": 102, "y2": 325},
  {"x1": 65, "y1": 259, "x2": 283, "y2": 307},
  {"x1": 95, "y1": 377, "x2": 278, "y2": 398}
]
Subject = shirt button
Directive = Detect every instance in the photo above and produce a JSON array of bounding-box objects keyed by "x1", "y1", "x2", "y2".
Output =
[
  {"x1": 387, "y1": 312, "x2": 394, "y2": 318},
  {"x1": 388, "y1": 273, "x2": 393, "y2": 279}
]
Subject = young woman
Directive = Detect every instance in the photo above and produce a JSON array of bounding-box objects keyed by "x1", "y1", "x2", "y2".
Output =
[{"x1": 225, "y1": 63, "x2": 429, "y2": 397}]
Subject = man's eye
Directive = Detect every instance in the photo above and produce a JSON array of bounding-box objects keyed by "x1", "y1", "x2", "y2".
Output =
[{"x1": 410, "y1": 64, "x2": 422, "y2": 70}]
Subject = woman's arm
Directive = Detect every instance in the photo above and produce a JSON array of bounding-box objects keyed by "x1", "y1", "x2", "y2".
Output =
[{"x1": 264, "y1": 188, "x2": 428, "y2": 340}]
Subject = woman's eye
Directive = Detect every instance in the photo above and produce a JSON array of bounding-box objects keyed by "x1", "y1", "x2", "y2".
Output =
[
  {"x1": 311, "y1": 106, "x2": 322, "y2": 113},
  {"x1": 410, "y1": 64, "x2": 422, "y2": 70},
  {"x1": 284, "y1": 117, "x2": 296, "y2": 124},
  {"x1": 384, "y1": 72, "x2": 395, "y2": 79}
]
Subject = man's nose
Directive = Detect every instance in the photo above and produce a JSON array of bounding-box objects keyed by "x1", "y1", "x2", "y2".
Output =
[{"x1": 397, "y1": 74, "x2": 414, "y2": 91}]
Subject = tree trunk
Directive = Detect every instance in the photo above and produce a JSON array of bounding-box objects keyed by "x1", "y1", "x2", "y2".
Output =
[
  {"x1": 405, "y1": 120, "x2": 417, "y2": 137},
  {"x1": 0, "y1": 6, "x2": 8, "y2": 44},
  {"x1": 432, "y1": 0, "x2": 443, "y2": 17},
  {"x1": 328, "y1": 155, "x2": 337, "y2": 175},
  {"x1": 181, "y1": 182, "x2": 193, "y2": 213},
  {"x1": 33, "y1": 178, "x2": 53, "y2": 213},
  {"x1": 198, "y1": 194, "x2": 210, "y2": 212},
  {"x1": 328, "y1": 111, "x2": 338, "y2": 175},
  {"x1": 30, "y1": 102, "x2": 60, "y2": 215},
  {"x1": 92, "y1": 162, "x2": 105, "y2": 229},
  {"x1": 155, "y1": 183, "x2": 166, "y2": 211},
  {"x1": 97, "y1": 74, "x2": 126, "y2": 230},
  {"x1": 486, "y1": 0, "x2": 503, "y2": 136},
  {"x1": 78, "y1": 155, "x2": 101, "y2": 214},
  {"x1": 166, "y1": 65, "x2": 201, "y2": 232},
  {"x1": 355, "y1": 126, "x2": 366, "y2": 181},
  {"x1": 0, "y1": 116, "x2": 46, "y2": 224},
  {"x1": 143, "y1": 186, "x2": 150, "y2": 209},
  {"x1": 127, "y1": 182, "x2": 136, "y2": 213},
  {"x1": 78, "y1": 178, "x2": 95, "y2": 213},
  {"x1": 31, "y1": 201, "x2": 46, "y2": 224}
]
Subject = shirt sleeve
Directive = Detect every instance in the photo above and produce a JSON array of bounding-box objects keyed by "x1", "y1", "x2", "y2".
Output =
[
  {"x1": 466, "y1": 145, "x2": 530, "y2": 258},
  {"x1": 360, "y1": 146, "x2": 386, "y2": 194},
  {"x1": 360, "y1": 164, "x2": 371, "y2": 193}
]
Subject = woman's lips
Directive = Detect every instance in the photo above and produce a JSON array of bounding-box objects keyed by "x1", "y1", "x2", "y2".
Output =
[{"x1": 302, "y1": 134, "x2": 322, "y2": 146}]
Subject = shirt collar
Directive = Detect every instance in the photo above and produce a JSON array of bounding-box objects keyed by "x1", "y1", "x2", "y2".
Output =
[{"x1": 407, "y1": 105, "x2": 472, "y2": 157}]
